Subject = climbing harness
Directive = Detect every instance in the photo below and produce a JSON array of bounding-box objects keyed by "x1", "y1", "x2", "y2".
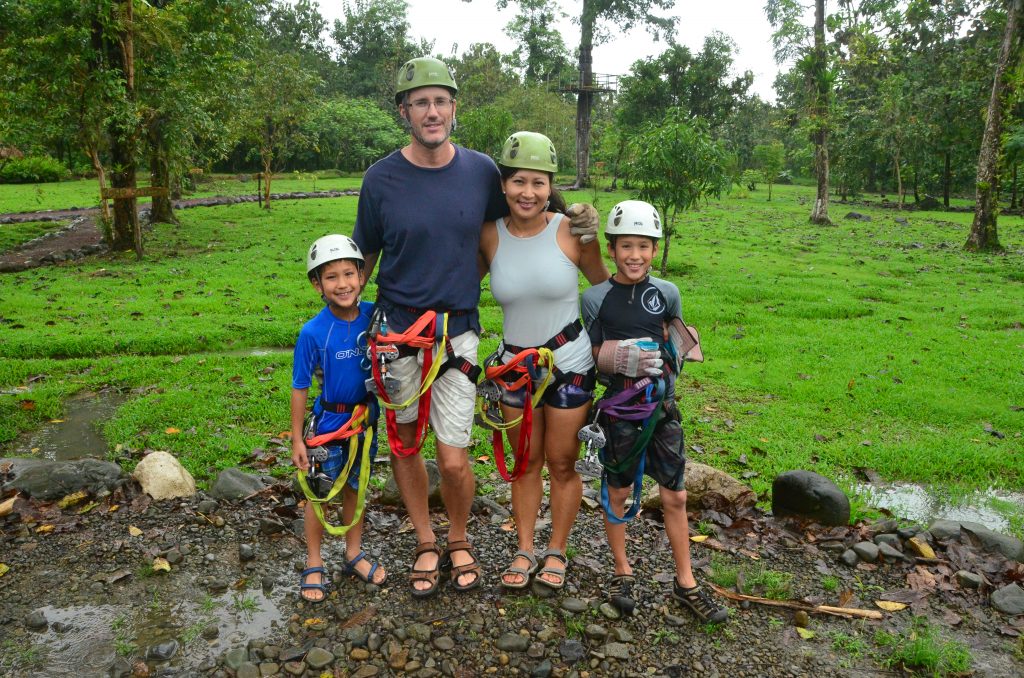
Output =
[
  {"x1": 583, "y1": 374, "x2": 668, "y2": 524},
  {"x1": 362, "y1": 307, "x2": 480, "y2": 458},
  {"x1": 475, "y1": 320, "x2": 590, "y2": 482},
  {"x1": 475, "y1": 346, "x2": 555, "y2": 481},
  {"x1": 296, "y1": 403, "x2": 375, "y2": 536}
]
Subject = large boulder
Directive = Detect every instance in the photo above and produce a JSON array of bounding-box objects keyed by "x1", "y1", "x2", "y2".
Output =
[
  {"x1": 380, "y1": 459, "x2": 443, "y2": 507},
  {"x1": 643, "y1": 462, "x2": 755, "y2": 511},
  {"x1": 132, "y1": 451, "x2": 196, "y2": 501},
  {"x1": 771, "y1": 470, "x2": 850, "y2": 526},
  {"x1": 209, "y1": 468, "x2": 266, "y2": 502},
  {"x1": 1, "y1": 457, "x2": 125, "y2": 501},
  {"x1": 928, "y1": 519, "x2": 1024, "y2": 562}
]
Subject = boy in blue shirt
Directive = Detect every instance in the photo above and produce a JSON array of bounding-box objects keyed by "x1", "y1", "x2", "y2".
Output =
[
  {"x1": 581, "y1": 201, "x2": 727, "y2": 623},
  {"x1": 291, "y1": 235, "x2": 383, "y2": 603}
]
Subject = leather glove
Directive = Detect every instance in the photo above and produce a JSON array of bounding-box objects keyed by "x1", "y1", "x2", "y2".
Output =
[
  {"x1": 597, "y1": 338, "x2": 663, "y2": 378},
  {"x1": 566, "y1": 203, "x2": 599, "y2": 244}
]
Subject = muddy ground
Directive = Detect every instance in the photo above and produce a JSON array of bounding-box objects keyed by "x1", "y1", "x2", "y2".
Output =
[{"x1": 1, "y1": 474, "x2": 1023, "y2": 678}]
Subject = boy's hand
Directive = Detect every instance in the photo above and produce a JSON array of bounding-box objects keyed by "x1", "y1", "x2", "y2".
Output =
[
  {"x1": 291, "y1": 439, "x2": 310, "y2": 472},
  {"x1": 567, "y1": 203, "x2": 599, "y2": 244},
  {"x1": 598, "y1": 338, "x2": 663, "y2": 378}
]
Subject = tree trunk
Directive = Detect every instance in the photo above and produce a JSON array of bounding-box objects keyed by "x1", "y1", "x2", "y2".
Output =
[
  {"x1": 88, "y1": 144, "x2": 110, "y2": 224},
  {"x1": 912, "y1": 165, "x2": 920, "y2": 203},
  {"x1": 147, "y1": 115, "x2": 177, "y2": 225},
  {"x1": 809, "y1": 0, "x2": 832, "y2": 225},
  {"x1": 572, "y1": 2, "x2": 595, "y2": 189},
  {"x1": 610, "y1": 136, "x2": 627, "y2": 190},
  {"x1": 262, "y1": 157, "x2": 273, "y2": 209},
  {"x1": 894, "y1": 148, "x2": 903, "y2": 210},
  {"x1": 943, "y1": 150, "x2": 951, "y2": 208},
  {"x1": 966, "y1": 0, "x2": 1019, "y2": 252},
  {"x1": 104, "y1": 0, "x2": 139, "y2": 255}
]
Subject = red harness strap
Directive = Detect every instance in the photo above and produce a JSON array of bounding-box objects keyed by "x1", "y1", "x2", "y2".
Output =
[
  {"x1": 481, "y1": 348, "x2": 550, "y2": 482},
  {"x1": 369, "y1": 311, "x2": 439, "y2": 458}
]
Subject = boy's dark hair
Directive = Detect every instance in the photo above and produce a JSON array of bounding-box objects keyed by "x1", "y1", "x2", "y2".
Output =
[{"x1": 498, "y1": 165, "x2": 568, "y2": 214}]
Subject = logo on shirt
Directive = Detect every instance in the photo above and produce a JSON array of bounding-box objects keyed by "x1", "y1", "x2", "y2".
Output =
[
  {"x1": 641, "y1": 287, "x2": 664, "y2": 316},
  {"x1": 335, "y1": 348, "x2": 362, "y2": 360}
]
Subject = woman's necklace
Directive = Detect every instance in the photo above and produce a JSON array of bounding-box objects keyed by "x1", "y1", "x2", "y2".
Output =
[{"x1": 505, "y1": 212, "x2": 549, "y2": 238}]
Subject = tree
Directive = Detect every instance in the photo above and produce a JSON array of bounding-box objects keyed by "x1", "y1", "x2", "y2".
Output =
[
  {"x1": 753, "y1": 141, "x2": 786, "y2": 200},
  {"x1": 767, "y1": 0, "x2": 833, "y2": 224},
  {"x1": 503, "y1": 0, "x2": 572, "y2": 83},
  {"x1": 490, "y1": 0, "x2": 675, "y2": 188},
  {"x1": 449, "y1": 43, "x2": 520, "y2": 110},
  {"x1": 454, "y1": 105, "x2": 516, "y2": 159},
  {"x1": 627, "y1": 108, "x2": 731, "y2": 275},
  {"x1": 966, "y1": 0, "x2": 1021, "y2": 251},
  {"x1": 299, "y1": 98, "x2": 406, "y2": 171}
]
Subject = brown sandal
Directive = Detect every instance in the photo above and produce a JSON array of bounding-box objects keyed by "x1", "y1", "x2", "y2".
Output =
[
  {"x1": 409, "y1": 541, "x2": 443, "y2": 598},
  {"x1": 442, "y1": 539, "x2": 482, "y2": 592}
]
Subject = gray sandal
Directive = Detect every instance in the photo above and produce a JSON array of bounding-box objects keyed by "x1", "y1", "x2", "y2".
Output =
[
  {"x1": 533, "y1": 548, "x2": 568, "y2": 590},
  {"x1": 500, "y1": 549, "x2": 539, "y2": 590}
]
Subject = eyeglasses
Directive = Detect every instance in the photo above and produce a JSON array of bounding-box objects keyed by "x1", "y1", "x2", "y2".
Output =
[{"x1": 407, "y1": 97, "x2": 454, "y2": 113}]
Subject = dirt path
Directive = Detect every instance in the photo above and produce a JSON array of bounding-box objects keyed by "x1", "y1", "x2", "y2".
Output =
[{"x1": 0, "y1": 191, "x2": 358, "y2": 273}]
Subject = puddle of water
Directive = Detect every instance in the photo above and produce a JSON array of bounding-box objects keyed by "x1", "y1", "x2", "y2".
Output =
[
  {"x1": 27, "y1": 589, "x2": 285, "y2": 676},
  {"x1": 10, "y1": 391, "x2": 126, "y2": 462},
  {"x1": 854, "y1": 481, "x2": 1024, "y2": 532}
]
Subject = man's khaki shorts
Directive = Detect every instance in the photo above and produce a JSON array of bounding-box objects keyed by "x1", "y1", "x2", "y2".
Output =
[{"x1": 388, "y1": 330, "x2": 479, "y2": 449}]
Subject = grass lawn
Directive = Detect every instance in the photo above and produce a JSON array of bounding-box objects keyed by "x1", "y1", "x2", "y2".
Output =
[
  {"x1": 0, "y1": 219, "x2": 69, "y2": 253},
  {"x1": 1, "y1": 181, "x2": 1021, "y2": 528}
]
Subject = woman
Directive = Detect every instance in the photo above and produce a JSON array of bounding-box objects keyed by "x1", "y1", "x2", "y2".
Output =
[{"x1": 479, "y1": 131, "x2": 609, "y2": 590}]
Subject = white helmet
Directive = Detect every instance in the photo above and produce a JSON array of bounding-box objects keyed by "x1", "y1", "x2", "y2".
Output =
[
  {"x1": 306, "y1": 234, "x2": 364, "y2": 275},
  {"x1": 605, "y1": 200, "x2": 662, "y2": 239}
]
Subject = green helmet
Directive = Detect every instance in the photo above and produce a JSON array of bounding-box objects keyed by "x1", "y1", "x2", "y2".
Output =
[
  {"x1": 499, "y1": 131, "x2": 558, "y2": 173},
  {"x1": 395, "y1": 56, "x2": 457, "y2": 104}
]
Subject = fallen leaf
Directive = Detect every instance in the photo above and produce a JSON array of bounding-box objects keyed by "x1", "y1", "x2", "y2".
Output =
[
  {"x1": 738, "y1": 548, "x2": 761, "y2": 560},
  {"x1": 152, "y1": 557, "x2": 171, "y2": 573},
  {"x1": 875, "y1": 600, "x2": 907, "y2": 611},
  {"x1": 128, "y1": 525, "x2": 143, "y2": 537},
  {"x1": 57, "y1": 490, "x2": 89, "y2": 509},
  {"x1": 476, "y1": 455, "x2": 490, "y2": 463},
  {"x1": 78, "y1": 502, "x2": 99, "y2": 514},
  {"x1": 303, "y1": 617, "x2": 325, "y2": 627},
  {"x1": 0, "y1": 496, "x2": 16, "y2": 517},
  {"x1": 108, "y1": 504, "x2": 120, "y2": 513},
  {"x1": 36, "y1": 524, "x2": 55, "y2": 533},
  {"x1": 0, "y1": 563, "x2": 9, "y2": 577},
  {"x1": 164, "y1": 427, "x2": 181, "y2": 434},
  {"x1": 906, "y1": 537, "x2": 935, "y2": 559},
  {"x1": 19, "y1": 400, "x2": 36, "y2": 410},
  {"x1": 795, "y1": 627, "x2": 815, "y2": 639},
  {"x1": 690, "y1": 535, "x2": 709, "y2": 543},
  {"x1": 49, "y1": 419, "x2": 64, "y2": 423},
  {"x1": 838, "y1": 589, "x2": 854, "y2": 607}
]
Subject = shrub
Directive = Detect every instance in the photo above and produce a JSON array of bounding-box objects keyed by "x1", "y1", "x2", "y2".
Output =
[{"x1": 0, "y1": 156, "x2": 68, "y2": 184}]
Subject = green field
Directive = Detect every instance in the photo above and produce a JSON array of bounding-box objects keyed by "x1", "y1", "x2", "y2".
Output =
[{"x1": 1, "y1": 182, "x2": 1021, "y2": 527}]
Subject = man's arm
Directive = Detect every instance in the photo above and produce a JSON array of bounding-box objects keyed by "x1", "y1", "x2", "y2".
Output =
[{"x1": 361, "y1": 251, "x2": 379, "y2": 286}]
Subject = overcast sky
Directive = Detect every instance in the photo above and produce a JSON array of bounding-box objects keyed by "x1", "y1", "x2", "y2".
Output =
[{"x1": 313, "y1": 0, "x2": 785, "y2": 101}]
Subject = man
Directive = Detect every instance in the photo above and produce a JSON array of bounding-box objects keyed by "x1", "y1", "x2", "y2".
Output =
[{"x1": 353, "y1": 56, "x2": 598, "y2": 596}]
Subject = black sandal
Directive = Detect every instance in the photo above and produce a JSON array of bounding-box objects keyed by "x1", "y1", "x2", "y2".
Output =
[
  {"x1": 608, "y1": 574, "x2": 636, "y2": 615},
  {"x1": 672, "y1": 579, "x2": 728, "y2": 623}
]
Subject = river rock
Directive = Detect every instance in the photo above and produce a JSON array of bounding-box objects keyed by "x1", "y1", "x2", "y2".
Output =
[
  {"x1": 235, "y1": 664, "x2": 259, "y2": 678},
  {"x1": 496, "y1": 633, "x2": 530, "y2": 652},
  {"x1": 602, "y1": 642, "x2": 631, "y2": 660},
  {"x1": 146, "y1": 640, "x2": 179, "y2": 661},
  {"x1": 643, "y1": 462, "x2": 755, "y2": 510},
  {"x1": 852, "y1": 541, "x2": 879, "y2": 563},
  {"x1": 25, "y1": 609, "x2": 47, "y2": 630},
  {"x1": 878, "y1": 542, "x2": 908, "y2": 562},
  {"x1": 992, "y1": 583, "x2": 1024, "y2": 615},
  {"x1": 956, "y1": 570, "x2": 983, "y2": 589},
  {"x1": 559, "y1": 639, "x2": 586, "y2": 663},
  {"x1": 132, "y1": 451, "x2": 196, "y2": 500},
  {"x1": 380, "y1": 460, "x2": 442, "y2": 507},
  {"x1": 771, "y1": 470, "x2": 850, "y2": 526},
  {"x1": 928, "y1": 519, "x2": 1024, "y2": 562},
  {"x1": 305, "y1": 647, "x2": 334, "y2": 670},
  {"x1": 531, "y1": 659, "x2": 553, "y2": 677},
  {"x1": 224, "y1": 647, "x2": 248, "y2": 671},
  {"x1": 210, "y1": 468, "x2": 266, "y2": 502},
  {"x1": 2, "y1": 458, "x2": 124, "y2": 501}
]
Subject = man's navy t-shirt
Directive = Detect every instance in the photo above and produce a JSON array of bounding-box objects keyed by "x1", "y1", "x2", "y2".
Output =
[{"x1": 353, "y1": 145, "x2": 505, "y2": 335}]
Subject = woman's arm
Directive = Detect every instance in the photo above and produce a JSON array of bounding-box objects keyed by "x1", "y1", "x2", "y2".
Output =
[
  {"x1": 578, "y1": 235, "x2": 610, "y2": 285},
  {"x1": 478, "y1": 221, "x2": 498, "y2": 280}
]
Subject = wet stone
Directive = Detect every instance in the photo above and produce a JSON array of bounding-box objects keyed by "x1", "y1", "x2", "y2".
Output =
[
  {"x1": 258, "y1": 663, "x2": 279, "y2": 677},
  {"x1": 584, "y1": 624, "x2": 608, "y2": 640},
  {"x1": 432, "y1": 636, "x2": 455, "y2": 651},
  {"x1": 351, "y1": 666, "x2": 379, "y2": 678},
  {"x1": 527, "y1": 641, "x2": 546, "y2": 658},
  {"x1": 305, "y1": 647, "x2": 334, "y2": 669},
  {"x1": 609, "y1": 628, "x2": 633, "y2": 643},
  {"x1": 852, "y1": 541, "x2": 879, "y2": 563},
  {"x1": 239, "y1": 544, "x2": 256, "y2": 561},
  {"x1": 202, "y1": 625, "x2": 219, "y2": 640},
  {"x1": 25, "y1": 609, "x2": 47, "y2": 630},
  {"x1": 878, "y1": 542, "x2": 908, "y2": 562},
  {"x1": 236, "y1": 663, "x2": 260, "y2": 678},
  {"x1": 867, "y1": 520, "x2": 899, "y2": 536},
  {"x1": 559, "y1": 639, "x2": 586, "y2": 663},
  {"x1": 873, "y1": 533, "x2": 900, "y2": 547},
  {"x1": 164, "y1": 548, "x2": 183, "y2": 565},
  {"x1": 351, "y1": 648, "x2": 370, "y2": 660},
  {"x1": 224, "y1": 647, "x2": 248, "y2": 671},
  {"x1": 536, "y1": 627, "x2": 558, "y2": 642},
  {"x1": 840, "y1": 549, "x2": 860, "y2": 567},
  {"x1": 260, "y1": 575, "x2": 275, "y2": 591},
  {"x1": 197, "y1": 499, "x2": 219, "y2": 514},
  {"x1": 283, "y1": 661, "x2": 306, "y2": 676},
  {"x1": 345, "y1": 627, "x2": 369, "y2": 647},
  {"x1": 147, "y1": 640, "x2": 179, "y2": 661},
  {"x1": 897, "y1": 525, "x2": 920, "y2": 539},
  {"x1": 560, "y1": 598, "x2": 589, "y2": 613},
  {"x1": 496, "y1": 633, "x2": 531, "y2": 652},
  {"x1": 407, "y1": 622, "x2": 432, "y2": 642},
  {"x1": 52, "y1": 621, "x2": 73, "y2": 633},
  {"x1": 598, "y1": 602, "x2": 620, "y2": 620},
  {"x1": 279, "y1": 647, "x2": 306, "y2": 663},
  {"x1": 531, "y1": 659, "x2": 553, "y2": 677},
  {"x1": 991, "y1": 583, "x2": 1024, "y2": 615}
]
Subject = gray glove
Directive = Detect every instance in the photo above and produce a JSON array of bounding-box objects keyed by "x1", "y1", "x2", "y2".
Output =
[
  {"x1": 597, "y1": 338, "x2": 663, "y2": 378},
  {"x1": 566, "y1": 203, "x2": 599, "y2": 244}
]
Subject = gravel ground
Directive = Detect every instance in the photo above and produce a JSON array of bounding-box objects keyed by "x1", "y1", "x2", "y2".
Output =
[{"x1": 1, "y1": 477, "x2": 1022, "y2": 678}]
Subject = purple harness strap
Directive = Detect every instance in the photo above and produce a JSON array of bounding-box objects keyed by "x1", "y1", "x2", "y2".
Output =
[{"x1": 595, "y1": 378, "x2": 659, "y2": 421}]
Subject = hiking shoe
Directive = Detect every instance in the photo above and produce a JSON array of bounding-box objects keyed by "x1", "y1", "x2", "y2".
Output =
[
  {"x1": 608, "y1": 574, "x2": 636, "y2": 616},
  {"x1": 672, "y1": 580, "x2": 728, "y2": 623}
]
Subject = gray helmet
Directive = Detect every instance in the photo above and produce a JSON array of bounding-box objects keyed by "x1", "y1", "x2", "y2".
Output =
[
  {"x1": 395, "y1": 56, "x2": 457, "y2": 105},
  {"x1": 499, "y1": 131, "x2": 558, "y2": 173},
  {"x1": 306, "y1": 234, "x2": 364, "y2": 276},
  {"x1": 606, "y1": 200, "x2": 662, "y2": 239}
]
